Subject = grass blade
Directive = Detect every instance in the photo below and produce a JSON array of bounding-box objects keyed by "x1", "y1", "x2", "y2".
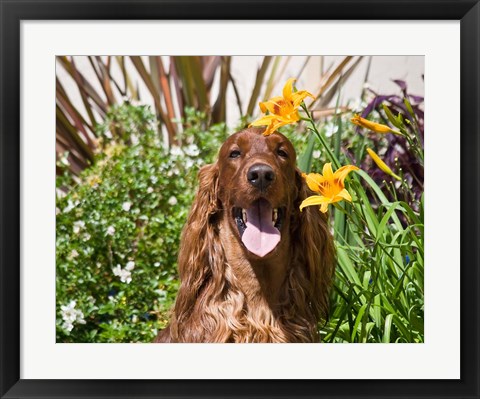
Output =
[{"x1": 382, "y1": 314, "x2": 394, "y2": 342}]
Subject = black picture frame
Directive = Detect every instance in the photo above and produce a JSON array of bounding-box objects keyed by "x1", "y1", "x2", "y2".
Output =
[{"x1": 1, "y1": 1, "x2": 479, "y2": 398}]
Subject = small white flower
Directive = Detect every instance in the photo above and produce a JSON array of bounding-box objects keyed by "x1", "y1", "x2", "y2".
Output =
[
  {"x1": 61, "y1": 300, "x2": 78, "y2": 322},
  {"x1": 312, "y1": 150, "x2": 321, "y2": 159},
  {"x1": 112, "y1": 264, "x2": 133, "y2": 284},
  {"x1": 147, "y1": 187, "x2": 154, "y2": 194},
  {"x1": 122, "y1": 202, "x2": 131, "y2": 212},
  {"x1": 150, "y1": 175, "x2": 158, "y2": 184},
  {"x1": 96, "y1": 262, "x2": 102, "y2": 268},
  {"x1": 122, "y1": 271, "x2": 132, "y2": 284},
  {"x1": 325, "y1": 124, "x2": 339, "y2": 138},
  {"x1": 168, "y1": 196, "x2": 178, "y2": 206},
  {"x1": 154, "y1": 262, "x2": 160, "y2": 268},
  {"x1": 63, "y1": 200, "x2": 76, "y2": 213},
  {"x1": 76, "y1": 310, "x2": 86, "y2": 325},
  {"x1": 60, "y1": 300, "x2": 86, "y2": 332},
  {"x1": 125, "y1": 261, "x2": 135, "y2": 271},
  {"x1": 185, "y1": 159, "x2": 194, "y2": 169},
  {"x1": 62, "y1": 320, "x2": 74, "y2": 332},
  {"x1": 130, "y1": 134, "x2": 139, "y2": 146},
  {"x1": 73, "y1": 220, "x2": 85, "y2": 234},
  {"x1": 106, "y1": 226, "x2": 115, "y2": 236},
  {"x1": 132, "y1": 315, "x2": 139, "y2": 323},
  {"x1": 184, "y1": 144, "x2": 200, "y2": 157},
  {"x1": 68, "y1": 250, "x2": 79, "y2": 260},
  {"x1": 60, "y1": 154, "x2": 70, "y2": 166},
  {"x1": 83, "y1": 233, "x2": 91, "y2": 242},
  {"x1": 170, "y1": 146, "x2": 184, "y2": 157},
  {"x1": 112, "y1": 264, "x2": 122, "y2": 276}
]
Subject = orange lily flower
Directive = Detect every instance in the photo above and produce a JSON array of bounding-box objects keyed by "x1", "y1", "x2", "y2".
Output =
[
  {"x1": 300, "y1": 163, "x2": 359, "y2": 213},
  {"x1": 250, "y1": 78, "x2": 315, "y2": 136}
]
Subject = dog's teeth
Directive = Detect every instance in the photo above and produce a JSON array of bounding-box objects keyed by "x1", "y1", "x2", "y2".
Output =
[
  {"x1": 273, "y1": 208, "x2": 278, "y2": 224},
  {"x1": 242, "y1": 209, "x2": 247, "y2": 224}
]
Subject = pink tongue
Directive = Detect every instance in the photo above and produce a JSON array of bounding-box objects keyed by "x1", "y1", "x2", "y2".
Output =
[{"x1": 241, "y1": 199, "x2": 280, "y2": 257}]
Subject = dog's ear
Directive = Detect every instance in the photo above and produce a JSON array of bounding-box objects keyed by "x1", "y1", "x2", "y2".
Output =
[
  {"x1": 188, "y1": 163, "x2": 220, "y2": 225},
  {"x1": 170, "y1": 163, "x2": 222, "y2": 338},
  {"x1": 177, "y1": 162, "x2": 220, "y2": 282},
  {"x1": 292, "y1": 168, "x2": 336, "y2": 323}
]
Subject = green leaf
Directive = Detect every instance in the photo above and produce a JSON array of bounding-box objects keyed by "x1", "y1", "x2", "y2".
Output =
[
  {"x1": 376, "y1": 201, "x2": 403, "y2": 243},
  {"x1": 404, "y1": 97, "x2": 415, "y2": 117},
  {"x1": 337, "y1": 247, "x2": 362, "y2": 287},
  {"x1": 382, "y1": 314, "x2": 394, "y2": 342},
  {"x1": 351, "y1": 303, "x2": 367, "y2": 342},
  {"x1": 297, "y1": 132, "x2": 316, "y2": 173}
]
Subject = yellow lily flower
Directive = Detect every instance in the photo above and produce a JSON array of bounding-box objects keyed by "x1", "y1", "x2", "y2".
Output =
[
  {"x1": 351, "y1": 114, "x2": 399, "y2": 135},
  {"x1": 250, "y1": 78, "x2": 315, "y2": 136},
  {"x1": 300, "y1": 163, "x2": 359, "y2": 213},
  {"x1": 366, "y1": 148, "x2": 401, "y2": 181}
]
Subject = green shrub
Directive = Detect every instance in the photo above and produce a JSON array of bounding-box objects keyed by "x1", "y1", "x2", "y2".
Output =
[{"x1": 56, "y1": 104, "x2": 227, "y2": 342}]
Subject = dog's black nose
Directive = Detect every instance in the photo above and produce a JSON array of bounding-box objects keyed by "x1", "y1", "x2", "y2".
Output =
[{"x1": 247, "y1": 163, "x2": 275, "y2": 191}]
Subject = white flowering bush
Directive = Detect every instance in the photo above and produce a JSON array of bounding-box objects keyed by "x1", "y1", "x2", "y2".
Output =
[{"x1": 56, "y1": 104, "x2": 228, "y2": 342}]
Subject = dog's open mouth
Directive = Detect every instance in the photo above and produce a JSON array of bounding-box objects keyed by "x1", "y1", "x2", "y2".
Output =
[{"x1": 232, "y1": 199, "x2": 285, "y2": 258}]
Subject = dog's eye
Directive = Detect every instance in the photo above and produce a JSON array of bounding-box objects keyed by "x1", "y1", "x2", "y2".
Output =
[
  {"x1": 277, "y1": 149, "x2": 288, "y2": 158},
  {"x1": 229, "y1": 150, "x2": 241, "y2": 159}
]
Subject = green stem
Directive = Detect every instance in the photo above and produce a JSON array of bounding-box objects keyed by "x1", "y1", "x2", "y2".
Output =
[{"x1": 301, "y1": 104, "x2": 341, "y2": 169}]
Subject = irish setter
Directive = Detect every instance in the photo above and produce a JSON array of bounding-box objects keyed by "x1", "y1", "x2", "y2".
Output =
[{"x1": 155, "y1": 127, "x2": 335, "y2": 343}]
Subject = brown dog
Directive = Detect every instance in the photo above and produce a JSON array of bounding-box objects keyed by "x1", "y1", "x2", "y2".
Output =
[{"x1": 155, "y1": 127, "x2": 335, "y2": 343}]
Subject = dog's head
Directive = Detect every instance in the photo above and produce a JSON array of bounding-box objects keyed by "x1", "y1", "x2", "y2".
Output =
[{"x1": 214, "y1": 127, "x2": 300, "y2": 258}]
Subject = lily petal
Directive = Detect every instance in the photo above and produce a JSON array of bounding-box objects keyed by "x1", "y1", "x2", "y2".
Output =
[
  {"x1": 291, "y1": 90, "x2": 315, "y2": 108},
  {"x1": 320, "y1": 202, "x2": 329, "y2": 213},
  {"x1": 282, "y1": 78, "x2": 296, "y2": 100},
  {"x1": 335, "y1": 165, "x2": 360, "y2": 183},
  {"x1": 259, "y1": 96, "x2": 285, "y2": 114},
  {"x1": 264, "y1": 119, "x2": 290, "y2": 136},
  {"x1": 302, "y1": 172, "x2": 325, "y2": 192},
  {"x1": 251, "y1": 116, "x2": 293, "y2": 136},
  {"x1": 322, "y1": 163, "x2": 334, "y2": 180},
  {"x1": 249, "y1": 115, "x2": 277, "y2": 127},
  {"x1": 299, "y1": 195, "x2": 331, "y2": 212},
  {"x1": 335, "y1": 188, "x2": 353, "y2": 203}
]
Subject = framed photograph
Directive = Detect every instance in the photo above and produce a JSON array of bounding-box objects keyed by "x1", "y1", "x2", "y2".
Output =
[{"x1": 1, "y1": 1, "x2": 479, "y2": 398}]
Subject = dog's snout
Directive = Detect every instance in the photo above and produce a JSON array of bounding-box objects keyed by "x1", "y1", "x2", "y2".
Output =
[{"x1": 247, "y1": 163, "x2": 275, "y2": 191}]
